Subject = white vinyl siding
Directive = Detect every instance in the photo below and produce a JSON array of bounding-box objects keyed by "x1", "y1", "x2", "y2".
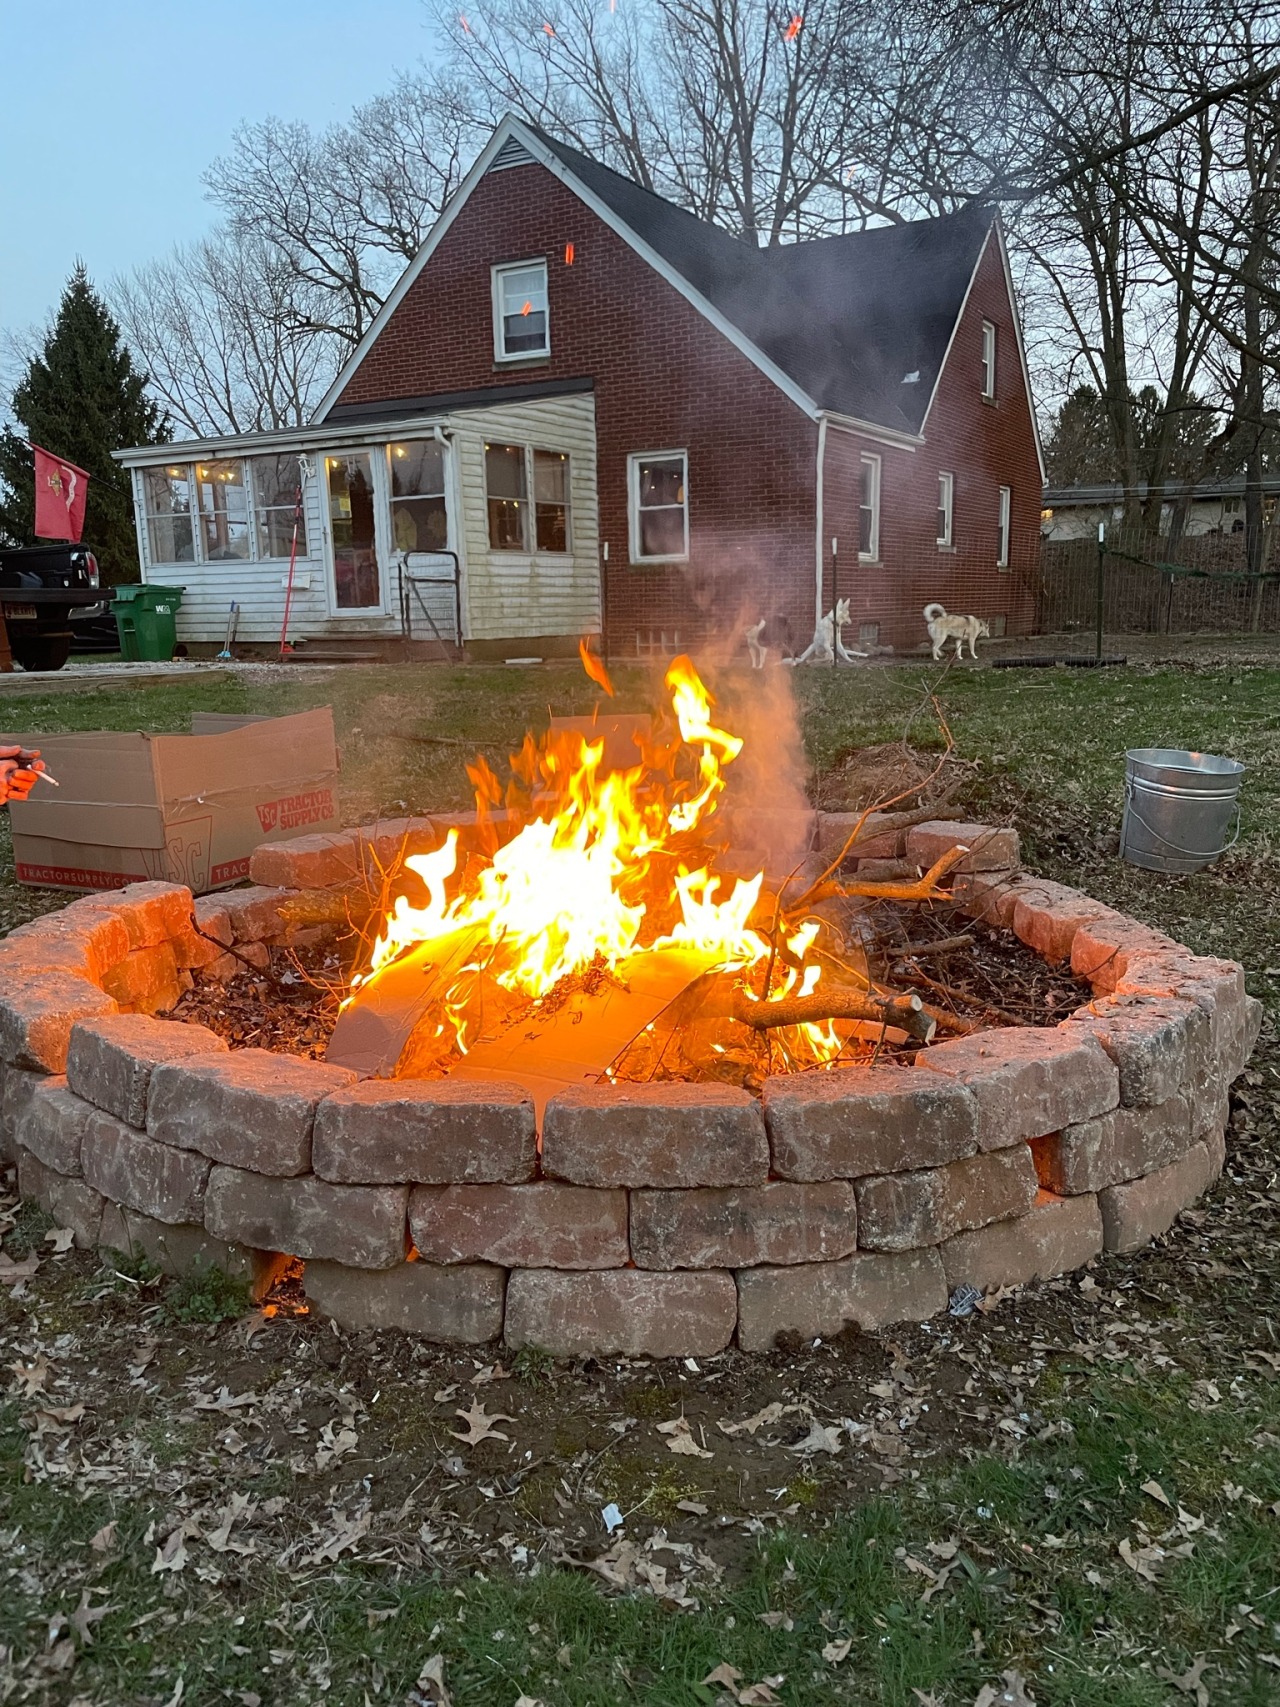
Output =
[
  {"x1": 997, "y1": 485, "x2": 1011, "y2": 568},
  {"x1": 937, "y1": 471, "x2": 954, "y2": 548},
  {"x1": 454, "y1": 392, "x2": 599, "y2": 641},
  {"x1": 859, "y1": 452, "x2": 881, "y2": 562},
  {"x1": 127, "y1": 392, "x2": 598, "y2": 646}
]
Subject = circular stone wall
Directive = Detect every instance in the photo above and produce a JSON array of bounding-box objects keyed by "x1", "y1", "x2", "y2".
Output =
[{"x1": 0, "y1": 815, "x2": 1260, "y2": 1358}]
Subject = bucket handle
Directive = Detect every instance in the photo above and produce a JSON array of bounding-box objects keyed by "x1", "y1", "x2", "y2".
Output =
[{"x1": 1123, "y1": 778, "x2": 1242, "y2": 861}]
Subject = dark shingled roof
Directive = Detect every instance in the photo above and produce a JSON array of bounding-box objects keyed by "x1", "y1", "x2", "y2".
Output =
[{"x1": 527, "y1": 124, "x2": 994, "y2": 435}]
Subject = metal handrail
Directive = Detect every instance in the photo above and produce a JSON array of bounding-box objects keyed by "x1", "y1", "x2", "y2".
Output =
[{"x1": 396, "y1": 549, "x2": 461, "y2": 658}]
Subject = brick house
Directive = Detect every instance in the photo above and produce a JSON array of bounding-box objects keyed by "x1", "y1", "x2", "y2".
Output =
[{"x1": 117, "y1": 115, "x2": 1044, "y2": 659}]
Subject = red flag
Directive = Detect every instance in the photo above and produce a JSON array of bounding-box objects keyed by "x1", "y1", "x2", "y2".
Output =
[{"x1": 32, "y1": 445, "x2": 90, "y2": 542}]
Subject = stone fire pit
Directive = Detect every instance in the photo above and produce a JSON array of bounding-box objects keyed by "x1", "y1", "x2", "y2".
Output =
[{"x1": 0, "y1": 814, "x2": 1260, "y2": 1358}]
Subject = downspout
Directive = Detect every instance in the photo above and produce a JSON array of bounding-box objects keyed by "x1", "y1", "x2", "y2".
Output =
[{"x1": 814, "y1": 414, "x2": 828, "y2": 628}]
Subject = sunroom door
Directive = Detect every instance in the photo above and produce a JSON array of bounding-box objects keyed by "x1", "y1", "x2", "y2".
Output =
[{"x1": 323, "y1": 452, "x2": 383, "y2": 613}]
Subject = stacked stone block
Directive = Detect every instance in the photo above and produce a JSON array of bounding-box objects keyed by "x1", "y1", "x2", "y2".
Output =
[{"x1": 0, "y1": 818, "x2": 1260, "y2": 1356}]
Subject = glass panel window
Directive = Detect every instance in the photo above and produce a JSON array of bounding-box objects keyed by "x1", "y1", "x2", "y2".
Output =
[
  {"x1": 196, "y1": 459, "x2": 250, "y2": 561},
  {"x1": 981, "y1": 320, "x2": 997, "y2": 399},
  {"x1": 326, "y1": 452, "x2": 380, "y2": 608},
  {"x1": 389, "y1": 439, "x2": 448, "y2": 554},
  {"x1": 997, "y1": 485, "x2": 1011, "y2": 568},
  {"x1": 493, "y1": 260, "x2": 549, "y2": 359},
  {"x1": 630, "y1": 452, "x2": 687, "y2": 561},
  {"x1": 251, "y1": 454, "x2": 306, "y2": 559},
  {"x1": 858, "y1": 453, "x2": 881, "y2": 561},
  {"x1": 485, "y1": 442, "x2": 529, "y2": 549},
  {"x1": 143, "y1": 464, "x2": 195, "y2": 563},
  {"x1": 533, "y1": 449, "x2": 571, "y2": 552},
  {"x1": 937, "y1": 471, "x2": 954, "y2": 548}
]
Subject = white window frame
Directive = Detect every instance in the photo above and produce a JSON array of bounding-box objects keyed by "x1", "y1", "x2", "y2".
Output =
[
  {"x1": 482, "y1": 442, "x2": 574, "y2": 555},
  {"x1": 858, "y1": 452, "x2": 881, "y2": 563},
  {"x1": 981, "y1": 320, "x2": 997, "y2": 400},
  {"x1": 628, "y1": 450, "x2": 689, "y2": 564},
  {"x1": 937, "y1": 471, "x2": 954, "y2": 549},
  {"x1": 997, "y1": 484, "x2": 1011, "y2": 569},
  {"x1": 491, "y1": 259, "x2": 550, "y2": 363}
]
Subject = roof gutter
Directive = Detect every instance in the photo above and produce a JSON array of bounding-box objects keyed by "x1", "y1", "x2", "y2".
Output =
[
  {"x1": 814, "y1": 416, "x2": 828, "y2": 629},
  {"x1": 112, "y1": 414, "x2": 450, "y2": 468},
  {"x1": 819, "y1": 410, "x2": 923, "y2": 451}
]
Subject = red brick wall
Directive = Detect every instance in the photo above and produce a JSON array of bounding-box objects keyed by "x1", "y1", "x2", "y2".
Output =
[
  {"x1": 822, "y1": 232, "x2": 1042, "y2": 652},
  {"x1": 335, "y1": 167, "x2": 1041, "y2": 655},
  {"x1": 334, "y1": 162, "x2": 817, "y2": 655}
]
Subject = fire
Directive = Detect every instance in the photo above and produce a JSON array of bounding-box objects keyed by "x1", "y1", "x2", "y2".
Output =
[{"x1": 346, "y1": 655, "x2": 866, "y2": 1079}]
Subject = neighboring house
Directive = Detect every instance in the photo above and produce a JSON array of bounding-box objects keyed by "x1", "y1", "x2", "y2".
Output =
[
  {"x1": 1043, "y1": 477, "x2": 1280, "y2": 542},
  {"x1": 115, "y1": 115, "x2": 1044, "y2": 660}
]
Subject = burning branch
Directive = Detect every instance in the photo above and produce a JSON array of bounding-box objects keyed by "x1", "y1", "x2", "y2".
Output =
[
  {"x1": 794, "y1": 844, "x2": 970, "y2": 911},
  {"x1": 732, "y1": 987, "x2": 936, "y2": 1044}
]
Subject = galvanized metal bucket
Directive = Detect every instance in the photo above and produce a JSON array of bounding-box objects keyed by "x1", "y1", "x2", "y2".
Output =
[{"x1": 1119, "y1": 748, "x2": 1245, "y2": 874}]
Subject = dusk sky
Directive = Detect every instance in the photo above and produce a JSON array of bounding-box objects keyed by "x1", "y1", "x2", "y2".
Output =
[{"x1": 0, "y1": 0, "x2": 434, "y2": 347}]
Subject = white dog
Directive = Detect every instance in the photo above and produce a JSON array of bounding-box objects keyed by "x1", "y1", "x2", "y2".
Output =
[
  {"x1": 761, "y1": 599, "x2": 864, "y2": 666},
  {"x1": 924, "y1": 602, "x2": 990, "y2": 661},
  {"x1": 744, "y1": 617, "x2": 769, "y2": 669}
]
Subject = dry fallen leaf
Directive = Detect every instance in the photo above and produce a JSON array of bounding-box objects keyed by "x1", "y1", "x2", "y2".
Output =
[
  {"x1": 676, "y1": 1499, "x2": 709, "y2": 1516},
  {"x1": 657, "y1": 1416, "x2": 713, "y2": 1459},
  {"x1": 7, "y1": 1353, "x2": 51, "y2": 1398},
  {"x1": 314, "y1": 1422, "x2": 358, "y2": 1470},
  {"x1": 89, "y1": 1521, "x2": 118, "y2": 1554},
  {"x1": 150, "y1": 1527, "x2": 189, "y2": 1576},
  {"x1": 69, "y1": 1590, "x2": 111, "y2": 1647},
  {"x1": 0, "y1": 1251, "x2": 39, "y2": 1284},
  {"x1": 719, "y1": 1402, "x2": 786, "y2": 1437},
  {"x1": 822, "y1": 1638, "x2": 853, "y2": 1663},
  {"x1": 449, "y1": 1401, "x2": 515, "y2": 1447},
  {"x1": 205, "y1": 1494, "x2": 258, "y2": 1556},
  {"x1": 1155, "y1": 1656, "x2": 1211, "y2": 1705},
  {"x1": 738, "y1": 1679, "x2": 785, "y2": 1705},
  {"x1": 44, "y1": 1226, "x2": 74, "y2": 1254},
  {"x1": 469, "y1": 1362, "x2": 511, "y2": 1385},
  {"x1": 412, "y1": 1653, "x2": 452, "y2": 1706},
  {"x1": 302, "y1": 1509, "x2": 371, "y2": 1566},
  {"x1": 757, "y1": 1611, "x2": 793, "y2": 1630},
  {"x1": 1118, "y1": 1536, "x2": 1164, "y2": 1582},
  {"x1": 1141, "y1": 1478, "x2": 1172, "y2": 1507},
  {"x1": 787, "y1": 1419, "x2": 844, "y2": 1456},
  {"x1": 193, "y1": 1386, "x2": 258, "y2": 1412},
  {"x1": 700, "y1": 1663, "x2": 743, "y2": 1689},
  {"x1": 973, "y1": 1670, "x2": 1036, "y2": 1706}
]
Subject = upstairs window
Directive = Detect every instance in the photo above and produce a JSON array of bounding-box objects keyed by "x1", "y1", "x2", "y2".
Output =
[
  {"x1": 997, "y1": 484, "x2": 1011, "y2": 568},
  {"x1": 629, "y1": 452, "x2": 688, "y2": 562},
  {"x1": 937, "y1": 471, "x2": 954, "y2": 548},
  {"x1": 493, "y1": 260, "x2": 549, "y2": 360},
  {"x1": 196, "y1": 459, "x2": 250, "y2": 561},
  {"x1": 858, "y1": 452, "x2": 881, "y2": 561},
  {"x1": 252, "y1": 454, "x2": 306, "y2": 559},
  {"x1": 390, "y1": 439, "x2": 448, "y2": 554},
  {"x1": 981, "y1": 320, "x2": 997, "y2": 399}
]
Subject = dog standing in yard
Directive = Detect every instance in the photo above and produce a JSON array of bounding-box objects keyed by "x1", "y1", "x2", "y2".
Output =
[
  {"x1": 746, "y1": 600, "x2": 864, "y2": 667},
  {"x1": 924, "y1": 602, "x2": 990, "y2": 661}
]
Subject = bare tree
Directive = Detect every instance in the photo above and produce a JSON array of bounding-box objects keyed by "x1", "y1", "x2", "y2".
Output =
[{"x1": 113, "y1": 230, "x2": 343, "y2": 435}]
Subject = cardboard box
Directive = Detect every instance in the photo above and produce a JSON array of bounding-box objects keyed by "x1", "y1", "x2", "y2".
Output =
[{"x1": 4, "y1": 708, "x2": 341, "y2": 893}]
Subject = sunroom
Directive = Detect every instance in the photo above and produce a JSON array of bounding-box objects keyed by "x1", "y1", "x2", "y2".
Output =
[{"x1": 114, "y1": 387, "x2": 600, "y2": 657}]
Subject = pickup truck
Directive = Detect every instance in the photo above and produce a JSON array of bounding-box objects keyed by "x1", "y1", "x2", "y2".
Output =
[{"x1": 0, "y1": 542, "x2": 104, "y2": 670}]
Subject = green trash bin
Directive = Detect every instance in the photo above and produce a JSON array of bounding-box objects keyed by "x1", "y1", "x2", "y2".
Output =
[{"x1": 111, "y1": 583, "x2": 185, "y2": 662}]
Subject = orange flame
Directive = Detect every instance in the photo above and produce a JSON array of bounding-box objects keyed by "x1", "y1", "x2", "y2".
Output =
[
  {"x1": 565, "y1": 241, "x2": 576, "y2": 265},
  {"x1": 578, "y1": 637, "x2": 615, "y2": 697},
  {"x1": 350, "y1": 652, "x2": 849, "y2": 1073}
]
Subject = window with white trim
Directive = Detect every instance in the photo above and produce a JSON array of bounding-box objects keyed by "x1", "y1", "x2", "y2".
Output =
[
  {"x1": 492, "y1": 260, "x2": 549, "y2": 360},
  {"x1": 937, "y1": 471, "x2": 954, "y2": 548},
  {"x1": 981, "y1": 320, "x2": 997, "y2": 399},
  {"x1": 484, "y1": 442, "x2": 572, "y2": 552},
  {"x1": 997, "y1": 484, "x2": 1011, "y2": 568},
  {"x1": 196, "y1": 459, "x2": 251, "y2": 561},
  {"x1": 629, "y1": 452, "x2": 688, "y2": 562},
  {"x1": 389, "y1": 439, "x2": 448, "y2": 554},
  {"x1": 252, "y1": 454, "x2": 307, "y2": 558},
  {"x1": 858, "y1": 452, "x2": 881, "y2": 562},
  {"x1": 142, "y1": 465, "x2": 195, "y2": 564}
]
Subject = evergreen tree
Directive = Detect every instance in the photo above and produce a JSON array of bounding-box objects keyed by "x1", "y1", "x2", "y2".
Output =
[{"x1": 0, "y1": 264, "x2": 168, "y2": 585}]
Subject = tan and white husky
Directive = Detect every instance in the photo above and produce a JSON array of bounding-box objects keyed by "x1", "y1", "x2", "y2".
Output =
[{"x1": 924, "y1": 602, "x2": 990, "y2": 661}]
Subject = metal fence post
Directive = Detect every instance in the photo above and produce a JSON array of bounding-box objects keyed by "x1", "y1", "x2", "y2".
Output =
[{"x1": 1095, "y1": 521, "x2": 1105, "y2": 663}]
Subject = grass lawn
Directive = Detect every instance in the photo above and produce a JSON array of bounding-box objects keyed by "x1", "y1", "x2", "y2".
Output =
[{"x1": 1, "y1": 648, "x2": 1278, "y2": 1706}]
